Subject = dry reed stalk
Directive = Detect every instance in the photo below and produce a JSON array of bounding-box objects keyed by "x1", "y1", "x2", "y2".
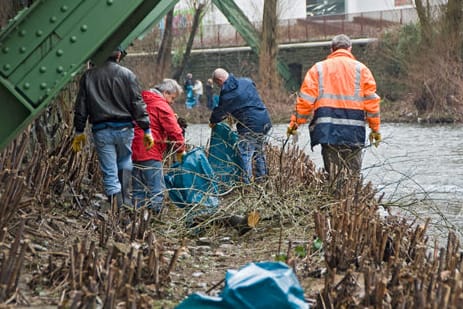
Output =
[{"x1": 0, "y1": 219, "x2": 26, "y2": 302}]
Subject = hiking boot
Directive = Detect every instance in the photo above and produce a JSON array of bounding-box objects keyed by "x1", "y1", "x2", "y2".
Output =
[
  {"x1": 108, "y1": 192, "x2": 123, "y2": 210},
  {"x1": 118, "y1": 169, "x2": 133, "y2": 207}
]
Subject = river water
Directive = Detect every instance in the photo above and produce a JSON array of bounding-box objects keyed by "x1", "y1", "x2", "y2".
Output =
[{"x1": 185, "y1": 123, "x2": 463, "y2": 240}]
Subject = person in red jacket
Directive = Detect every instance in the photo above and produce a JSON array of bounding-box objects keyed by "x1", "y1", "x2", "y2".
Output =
[{"x1": 132, "y1": 79, "x2": 186, "y2": 213}]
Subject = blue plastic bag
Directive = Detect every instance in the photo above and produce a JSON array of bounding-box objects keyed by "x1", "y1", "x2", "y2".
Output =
[
  {"x1": 165, "y1": 148, "x2": 219, "y2": 216},
  {"x1": 208, "y1": 123, "x2": 244, "y2": 193},
  {"x1": 176, "y1": 261, "x2": 309, "y2": 309}
]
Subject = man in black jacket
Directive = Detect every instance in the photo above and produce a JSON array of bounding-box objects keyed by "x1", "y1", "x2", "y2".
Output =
[{"x1": 72, "y1": 47, "x2": 154, "y2": 207}]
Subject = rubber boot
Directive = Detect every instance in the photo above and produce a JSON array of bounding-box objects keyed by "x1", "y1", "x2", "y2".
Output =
[{"x1": 118, "y1": 169, "x2": 133, "y2": 207}]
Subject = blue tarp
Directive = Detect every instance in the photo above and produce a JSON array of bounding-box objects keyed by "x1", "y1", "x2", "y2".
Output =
[
  {"x1": 165, "y1": 147, "x2": 219, "y2": 217},
  {"x1": 208, "y1": 122, "x2": 244, "y2": 193},
  {"x1": 176, "y1": 261, "x2": 309, "y2": 309},
  {"x1": 164, "y1": 123, "x2": 246, "y2": 223}
]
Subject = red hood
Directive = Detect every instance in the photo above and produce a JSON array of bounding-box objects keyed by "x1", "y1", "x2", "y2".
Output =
[{"x1": 142, "y1": 89, "x2": 164, "y2": 106}]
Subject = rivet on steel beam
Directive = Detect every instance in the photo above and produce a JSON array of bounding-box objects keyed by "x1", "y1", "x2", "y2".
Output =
[
  {"x1": 40, "y1": 82, "x2": 47, "y2": 90},
  {"x1": 39, "y1": 66, "x2": 47, "y2": 73},
  {"x1": 56, "y1": 66, "x2": 64, "y2": 73},
  {"x1": 61, "y1": 5, "x2": 68, "y2": 12},
  {"x1": 19, "y1": 46, "x2": 26, "y2": 53},
  {"x1": 50, "y1": 16, "x2": 57, "y2": 23},
  {"x1": 80, "y1": 25, "x2": 88, "y2": 32},
  {"x1": 3, "y1": 64, "x2": 11, "y2": 71},
  {"x1": 19, "y1": 29, "x2": 27, "y2": 37},
  {"x1": 23, "y1": 82, "x2": 30, "y2": 89},
  {"x1": 2, "y1": 47, "x2": 9, "y2": 54},
  {"x1": 107, "y1": 0, "x2": 114, "y2": 5},
  {"x1": 70, "y1": 36, "x2": 77, "y2": 43},
  {"x1": 56, "y1": 49, "x2": 64, "y2": 56},
  {"x1": 36, "y1": 30, "x2": 43, "y2": 37}
]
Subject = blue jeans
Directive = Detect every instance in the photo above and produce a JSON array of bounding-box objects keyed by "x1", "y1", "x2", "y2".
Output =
[
  {"x1": 237, "y1": 133, "x2": 268, "y2": 183},
  {"x1": 93, "y1": 127, "x2": 134, "y2": 196},
  {"x1": 132, "y1": 160, "x2": 165, "y2": 212}
]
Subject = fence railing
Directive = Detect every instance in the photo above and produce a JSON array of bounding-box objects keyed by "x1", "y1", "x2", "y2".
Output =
[{"x1": 131, "y1": 7, "x2": 418, "y2": 52}]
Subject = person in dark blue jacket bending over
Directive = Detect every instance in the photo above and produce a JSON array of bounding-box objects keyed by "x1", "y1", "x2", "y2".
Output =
[{"x1": 209, "y1": 68, "x2": 272, "y2": 183}]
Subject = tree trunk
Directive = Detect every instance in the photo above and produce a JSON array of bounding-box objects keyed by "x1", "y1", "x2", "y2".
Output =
[
  {"x1": 156, "y1": 9, "x2": 174, "y2": 81},
  {"x1": 258, "y1": 0, "x2": 279, "y2": 90},
  {"x1": 172, "y1": 2, "x2": 206, "y2": 81},
  {"x1": 414, "y1": 0, "x2": 433, "y2": 44},
  {"x1": 443, "y1": 0, "x2": 463, "y2": 56}
]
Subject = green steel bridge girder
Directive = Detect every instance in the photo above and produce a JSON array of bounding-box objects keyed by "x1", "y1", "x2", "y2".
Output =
[
  {"x1": 0, "y1": 0, "x2": 295, "y2": 151},
  {"x1": 121, "y1": 0, "x2": 179, "y2": 51},
  {"x1": 0, "y1": 0, "x2": 172, "y2": 151},
  {"x1": 211, "y1": 0, "x2": 298, "y2": 91}
]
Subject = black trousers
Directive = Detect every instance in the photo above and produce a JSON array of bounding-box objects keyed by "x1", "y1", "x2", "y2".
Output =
[{"x1": 321, "y1": 144, "x2": 363, "y2": 179}]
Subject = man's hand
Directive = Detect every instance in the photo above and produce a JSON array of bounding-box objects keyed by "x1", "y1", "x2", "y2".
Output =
[
  {"x1": 286, "y1": 124, "x2": 298, "y2": 138},
  {"x1": 209, "y1": 122, "x2": 216, "y2": 128},
  {"x1": 176, "y1": 151, "x2": 186, "y2": 163},
  {"x1": 71, "y1": 133, "x2": 86, "y2": 152},
  {"x1": 143, "y1": 132, "x2": 154, "y2": 150},
  {"x1": 369, "y1": 131, "x2": 381, "y2": 147}
]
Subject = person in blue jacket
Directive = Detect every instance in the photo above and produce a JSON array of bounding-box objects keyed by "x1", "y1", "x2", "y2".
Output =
[
  {"x1": 209, "y1": 68, "x2": 272, "y2": 183},
  {"x1": 184, "y1": 73, "x2": 196, "y2": 109}
]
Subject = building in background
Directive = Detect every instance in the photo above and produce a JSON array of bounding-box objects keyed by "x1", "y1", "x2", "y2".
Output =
[
  {"x1": 141, "y1": 0, "x2": 448, "y2": 52},
  {"x1": 307, "y1": 0, "x2": 445, "y2": 16},
  {"x1": 175, "y1": 0, "x2": 306, "y2": 25}
]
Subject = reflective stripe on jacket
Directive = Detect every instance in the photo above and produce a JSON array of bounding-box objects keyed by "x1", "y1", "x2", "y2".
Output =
[{"x1": 290, "y1": 49, "x2": 380, "y2": 147}]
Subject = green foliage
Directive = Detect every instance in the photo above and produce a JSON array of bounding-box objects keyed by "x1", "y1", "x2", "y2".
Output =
[
  {"x1": 274, "y1": 246, "x2": 308, "y2": 262},
  {"x1": 274, "y1": 253, "x2": 287, "y2": 262},
  {"x1": 312, "y1": 238, "x2": 323, "y2": 252},
  {"x1": 368, "y1": 23, "x2": 422, "y2": 101},
  {"x1": 395, "y1": 23, "x2": 421, "y2": 59},
  {"x1": 172, "y1": 47, "x2": 185, "y2": 67},
  {"x1": 294, "y1": 245, "x2": 307, "y2": 258}
]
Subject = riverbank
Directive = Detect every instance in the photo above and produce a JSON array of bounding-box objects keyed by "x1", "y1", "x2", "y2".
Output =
[
  {"x1": 2, "y1": 95, "x2": 463, "y2": 307},
  {"x1": 173, "y1": 95, "x2": 451, "y2": 126},
  {"x1": 2, "y1": 137, "x2": 462, "y2": 307}
]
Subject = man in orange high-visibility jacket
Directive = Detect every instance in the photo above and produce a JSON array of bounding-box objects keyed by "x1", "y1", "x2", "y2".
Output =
[{"x1": 287, "y1": 34, "x2": 381, "y2": 179}]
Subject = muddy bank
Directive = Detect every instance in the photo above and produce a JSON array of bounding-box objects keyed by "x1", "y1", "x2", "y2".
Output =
[{"x1": 1, "y1": 138, "x2": 463, "y2": 307}]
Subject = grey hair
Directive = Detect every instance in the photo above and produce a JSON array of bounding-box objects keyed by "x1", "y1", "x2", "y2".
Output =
[
  {"x1": 331, "y1": 34, "x2": 351, "y2": 51},
  {"x1": 212, "y1": 68, "x2": 229, "y2": 82},
  {"x1": 154, "y1": 78, "x2": 183, "y2": 95}
]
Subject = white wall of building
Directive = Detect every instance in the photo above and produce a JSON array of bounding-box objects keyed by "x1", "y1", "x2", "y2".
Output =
[
  {"x1": 175, "y1": 0, "x2": 448, "y2": 22},
  {"x1": 347, "y1": 0, "x2": 392, "y2": 14},
  {"x1": 346, "y1": 0, "x2": 446, "y2": 14},
  {"x1": 176, "y1": 0, "x2": 307, "y2": 25}
]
